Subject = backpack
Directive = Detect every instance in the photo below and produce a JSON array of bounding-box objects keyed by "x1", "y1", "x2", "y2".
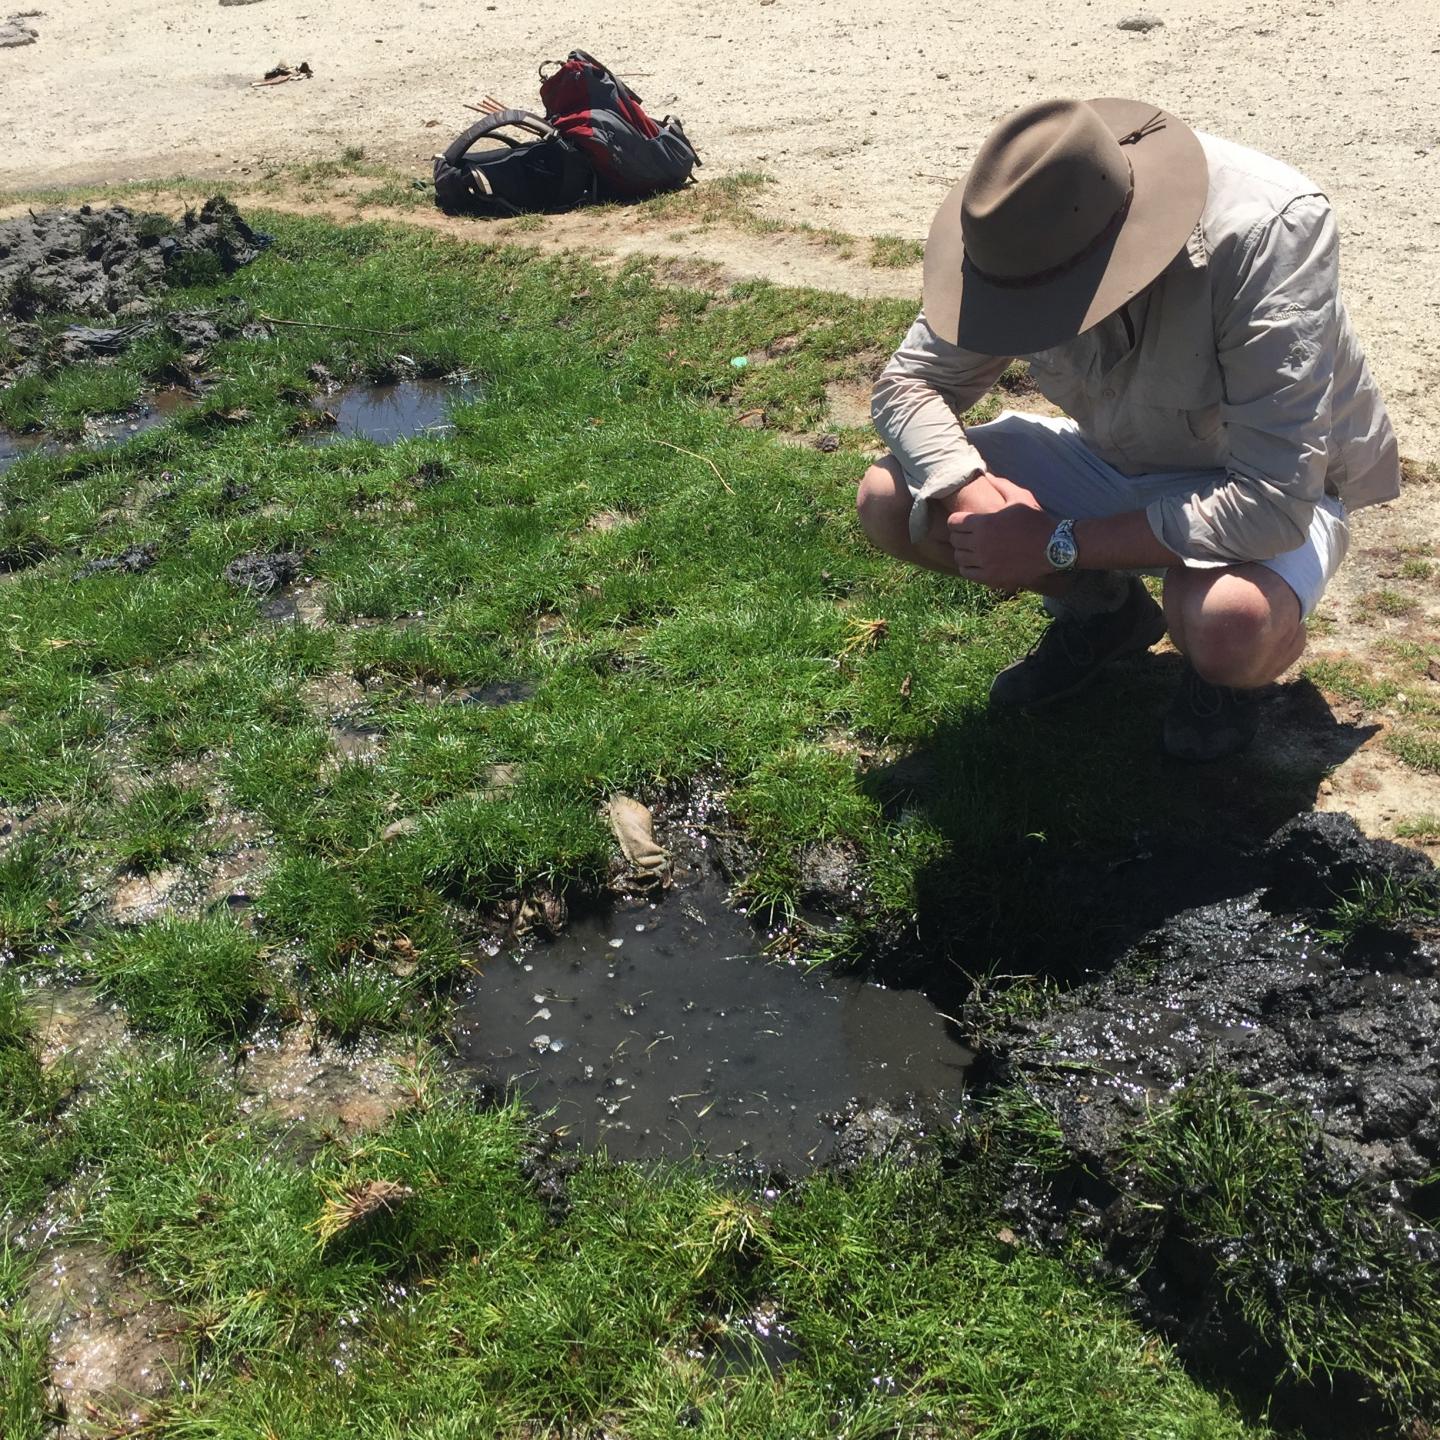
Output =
[
  {"x1": 539, "y1": 50, "x2": 699, "y2": 200},
  {"x1": 433, "y1": 109, "x2": 596, "y2": 218},
  {"x1": 433, "y1": 51, "x2": 700, "y2": 218}
]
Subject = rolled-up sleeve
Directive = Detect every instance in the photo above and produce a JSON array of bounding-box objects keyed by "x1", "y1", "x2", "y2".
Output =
[
  {"x1": 1147, "y1": 195, "x2": 1338, "y2": 566},
  {"x1": 871, "y1": 313, "x2": 1012, "y2": 542}
]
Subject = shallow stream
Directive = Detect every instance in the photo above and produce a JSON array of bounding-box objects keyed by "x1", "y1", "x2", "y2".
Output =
[{"x1": 0, "y1": 386, "x2": 195, "y2": 473}]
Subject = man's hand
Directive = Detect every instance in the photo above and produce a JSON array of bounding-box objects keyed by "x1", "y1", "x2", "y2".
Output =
[{"x1": 947, "y1": 476, "x2": 1056, "y2": 591}]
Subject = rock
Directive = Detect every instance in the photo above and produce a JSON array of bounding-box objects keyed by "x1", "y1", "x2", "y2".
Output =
[
  {"x1": 1117, "y1": 12, "x2": 1164, "y2": 30},
  {"x1": 0, "y1": 13, "x2": 38, "y2": 46}
]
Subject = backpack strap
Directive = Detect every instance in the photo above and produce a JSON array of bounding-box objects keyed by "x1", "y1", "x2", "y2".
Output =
[{"x1": 441, "y1": 109, "x2": 560, "y2": 166}]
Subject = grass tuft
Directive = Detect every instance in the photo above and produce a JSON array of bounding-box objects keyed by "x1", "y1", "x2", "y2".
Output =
[
  {"x1": 87, "y1": 913, "x2": 269, "y2": 1041},
  {"x1": 1127, "y1": 1068, "x2": 1440, "y2": 1414}
]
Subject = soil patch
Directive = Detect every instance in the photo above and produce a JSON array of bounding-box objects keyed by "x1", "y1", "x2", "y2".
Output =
[
  {"x1": 235, "y1": 1027, "x2": 413, "y2": 1137},
  {"x1": 25, "y1": 1242, "x2": 182, "y2": 1435},
  {"x1": 23, "y1": 983, "x2": 131, "y2": 1076}
]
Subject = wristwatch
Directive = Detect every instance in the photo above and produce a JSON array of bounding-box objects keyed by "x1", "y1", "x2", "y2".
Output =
[{"x1": 1045, "y1": 518, "x2": 1079, "y2": 572}]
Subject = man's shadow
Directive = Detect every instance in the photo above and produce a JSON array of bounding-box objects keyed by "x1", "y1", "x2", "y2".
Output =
[{"x1": 859, "y1": 649, "x2": 1377, "y2": 1000}]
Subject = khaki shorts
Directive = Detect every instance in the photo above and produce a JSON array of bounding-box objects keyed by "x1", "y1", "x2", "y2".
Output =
[{"x1": 964, "y1": 410, "x2": 1350, "y2": 619}]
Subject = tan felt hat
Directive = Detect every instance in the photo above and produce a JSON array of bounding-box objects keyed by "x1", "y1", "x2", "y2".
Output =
[{"x1": 923, "y1": 97, "x2": 1208, "y2": 355}]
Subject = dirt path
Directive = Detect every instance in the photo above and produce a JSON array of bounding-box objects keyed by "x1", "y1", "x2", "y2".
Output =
[{"x1": 2, "y1": 0, "x2": 1438, "y2": 458}]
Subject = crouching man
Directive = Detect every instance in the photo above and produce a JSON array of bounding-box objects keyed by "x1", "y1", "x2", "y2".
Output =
[{"x1": 858, "y1": 98, "x2": 1399, "y2": 760}]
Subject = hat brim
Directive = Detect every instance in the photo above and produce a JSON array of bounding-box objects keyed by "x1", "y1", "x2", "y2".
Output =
[{"x1": 923, "y1": 98, "x2": 1208, "y2": 356}]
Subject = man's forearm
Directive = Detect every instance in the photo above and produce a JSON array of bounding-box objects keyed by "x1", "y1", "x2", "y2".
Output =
[{"x1": 1073, "y1": 510, "x2": 1180, "y2": 570}]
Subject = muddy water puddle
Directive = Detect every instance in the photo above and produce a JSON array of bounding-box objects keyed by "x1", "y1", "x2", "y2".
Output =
[
  {"x1": 0, "y1": 387, "x2": 195, "y2": 473},
  {"x1": 453, "y1": 870, "x2": 972, "y2": 1171},
  {"x1": 310, "y1": 378, "x2": 479, "y2": 444}
]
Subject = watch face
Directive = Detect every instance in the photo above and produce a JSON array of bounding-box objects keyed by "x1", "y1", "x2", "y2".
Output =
[{"x1": 1046, "y1": 530, "x2": 1078, "y2": 569}]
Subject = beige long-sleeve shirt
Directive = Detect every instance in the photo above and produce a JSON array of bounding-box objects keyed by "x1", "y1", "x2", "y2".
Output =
[{"x1": 872, "y1": 132, "x2": 1401, "y2": 566}]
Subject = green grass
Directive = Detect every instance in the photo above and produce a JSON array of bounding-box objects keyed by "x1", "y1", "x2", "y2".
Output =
[
  {"x1": 1303, "y1": 655, "x2": 1400, "y2": 710},
  {"x1": 869, "y1": 233, "x2": 925, "y2": 268},
  {"x1": 1395, "y1": 814, "x2": 1440, "y2": 842},
  {"x1": 1388, "y1": 728, "x2": 1440, "y2": 773},
  {"x1": 0, "y1": 971, "x2": 75, "y2": 1221},
  {"x1": 108, "y1": 778, "x2": 210, "y2": 873},
  {"x1": 0, "y1": 1045, "x2": 1263, "y2": 1439},
  {"x1": 1317, "y1": 871, "x2": 1440, "y2": 948},
  {"x1": 1355, "y1": 587, "x2": 1417, "y2": 620},
  {"x1": 0, "y1": 1238, "x2": 49, "y2": 1440},
  {"x1": 0, "y1": 206, "x2": 1265, "y2": 986}
]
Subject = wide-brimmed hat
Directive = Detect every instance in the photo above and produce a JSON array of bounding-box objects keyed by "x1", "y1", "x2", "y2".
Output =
[{"x1": 923, "y1": 97, "x2": 1207, "y2": 355}]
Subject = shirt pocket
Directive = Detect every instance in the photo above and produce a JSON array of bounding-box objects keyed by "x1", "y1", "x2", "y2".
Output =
[{"x1": 1122, "y1": 355, "x2": 1227, "y2": 470}]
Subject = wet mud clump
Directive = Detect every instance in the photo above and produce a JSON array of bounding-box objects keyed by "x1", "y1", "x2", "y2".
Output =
[
  {"x1": 982, "y1": 815, "x2": 1440, "y2": 1194},
  {"x1": 0, "y1": 198, "x2": 268, "y2": 324},
  {"x1": 224, "y1": 549, "x2": 304, "y2": 595},
  {"x1": 974, "y1": 814, "x2": 1440, "y2": 1429},
  {"x1": 74, "y1": 543, "x2": 159, "y2": 581}
]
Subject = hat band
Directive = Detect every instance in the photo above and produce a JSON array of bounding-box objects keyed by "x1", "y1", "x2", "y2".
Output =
[{"x1": 968, "y1": 169, "x2": 1135, "y2": 291}]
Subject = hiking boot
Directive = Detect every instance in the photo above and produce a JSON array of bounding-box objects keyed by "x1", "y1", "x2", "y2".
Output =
[
  {"x1": 989, "y1": 578, "x2": 1167, "y2": 710},
  {"x1": 1162, "y1": 664, "x2": 1262, "y2": 762}
]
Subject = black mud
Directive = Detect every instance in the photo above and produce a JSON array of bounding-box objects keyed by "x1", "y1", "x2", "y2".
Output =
[
  {"x1": 0, "y1": 198, "x2": 267, "y2": 325},
  {"x1": 978, "y1": 815, "x2": 1440, "y2": 1196},
  {"x1": 224, "y1": 549, "x2": 304, "y2": 595},
  {"x1": 970, "y1": 813, "x2": 1440, "y2": 1429}
]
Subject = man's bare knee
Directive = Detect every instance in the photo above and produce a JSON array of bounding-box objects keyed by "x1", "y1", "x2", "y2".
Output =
[
  {"x1": 856, "y1": 459, "x2": 911, "y2": 555},
  {"x1": 1174, "y1": 571, "x2": 1303, "y2": 687}
]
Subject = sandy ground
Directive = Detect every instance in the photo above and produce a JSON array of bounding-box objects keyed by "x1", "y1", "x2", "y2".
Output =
[{"x1": 1, "y1": 0, "x2": 1438, "y2": 457}]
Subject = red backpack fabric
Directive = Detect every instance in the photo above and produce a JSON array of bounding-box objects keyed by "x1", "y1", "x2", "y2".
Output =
[{"x1": 539, "y1": 50, "x2": 699, "y2": 199}]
